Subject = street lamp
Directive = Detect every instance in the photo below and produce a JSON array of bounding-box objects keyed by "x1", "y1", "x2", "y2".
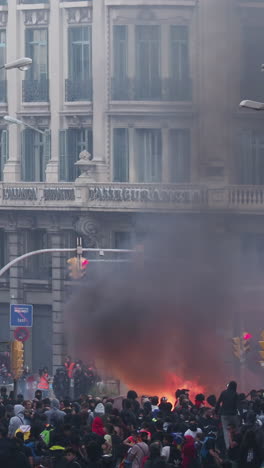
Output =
[
  {"x1": 239, "y1": 100, "x2": 264, "y2": 111},
  {"x1": 0, "y1": 57, "x2": 32, "y2": 71},
  {"x1": 4, "y1": 115, "x2": 46, "y2": 135}
]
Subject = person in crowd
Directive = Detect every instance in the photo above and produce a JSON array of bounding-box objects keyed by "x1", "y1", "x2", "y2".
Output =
[
  {"x1": 126, "y1": 430, "x2": 150, "y2": 468},
  {"x1": 8, "y1": 404, "x2": 25, "y2": 438},
  {"x1": 45, "y1": 398, "x2": 66, "y2": 427},
  {"x1": 182, "y1": 435, "x2": 197, "y2": 468},
  {"x1": 239, "y1": 429, "x2": 263, "y2": 468},
  {"x1": 227, "y1": 422, "x2": 241, "y2": 467},
  {"x1": 215, "y1": 381, "x2": 239, "y2": 450},
  {"x1": 38, "y1": 367, "x2": 51, "y2": 398},
  {"x1": 184, "y1": 419, "x2": 203, "y2": 439},
  {"x1": 65, "y1": 447, "x2": 83, "y2": 467},
  {"x1": 53, "y1": 367, "x2": 70, "y2": 401}
]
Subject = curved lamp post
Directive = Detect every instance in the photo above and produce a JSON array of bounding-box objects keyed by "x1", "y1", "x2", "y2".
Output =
[{"x1": 0, "y1": 57, "x2": 32, "y2": 71}]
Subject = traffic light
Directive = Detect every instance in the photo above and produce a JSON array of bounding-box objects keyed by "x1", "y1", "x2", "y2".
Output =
[
  {"x1": 11, "y1": 340, "x2": 24, "y2": 380},
  {"x1": 67, "y1": 256, "x2": 89, "y2": 279},
  {"x1": 259, "y1": 330, "x2": 264, "y2": 367},
  {"x1": 241, "y1": 332, "x2": 251, "y2": 353},
  {"x1": 232, "y1": 337, "x2": 241, "y2": 359}
]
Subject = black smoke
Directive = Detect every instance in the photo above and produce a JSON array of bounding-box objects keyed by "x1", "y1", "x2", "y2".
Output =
[{"x1": 65, "y1": 216, "x2": 237, "y2": 393}]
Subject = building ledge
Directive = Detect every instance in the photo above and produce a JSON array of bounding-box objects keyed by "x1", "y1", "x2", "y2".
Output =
[
  {"x1": 60, "y1": 1, "x2": 92, "y2": 7},
  {"x1": 17, "y1": 3, "x2": 50, "y2": 11},
  {"x1": 238, "y1": 1, "x2": 264, "y2": 7},
  {"x1": 105, "y1": 0, "x2": 197, "y2": 6}
]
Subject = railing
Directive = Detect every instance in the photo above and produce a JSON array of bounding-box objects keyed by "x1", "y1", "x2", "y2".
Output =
[
  {"x1": 111, "y1": 77, "x2": 192, "y2": 102},
  {"x1": 228, "y1": 186, "x2": 264, "y2": 207},
  {"x1": 22, "y1": 79, "x2": 49, "y2": 102},
  {"x1": 1, "y1": 183, "x2": 264, "y2": 211},
  {"x1": 65, "y1": 78, "x2": 92, "y2": 102}
]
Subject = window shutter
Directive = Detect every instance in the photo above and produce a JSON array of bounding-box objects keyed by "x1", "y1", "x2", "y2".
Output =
[
  {"x1": 44, "y1": 129, "x2": 51, "y2": 169},
  {"x1": 59, "y1": 130, "x2": 68, "y2": 181},
  {"x1": 170, "y1": 129, "x2": 190, "y2": 183},
  {"x1": 86, "y1": 128, "x2": 93, "y2": 159},
  {"x1": 113, "y1": 128, "x2": 129, "y2": 182},
  {"x1": 21, "y1": 129, "x2": 26, "y2": 181},
  {"x1": 240, "y1": 130, "x2": 252, "y2": 184},
  {"x1": 1, "y1": 129, "x2": 8, "y2": 178}
]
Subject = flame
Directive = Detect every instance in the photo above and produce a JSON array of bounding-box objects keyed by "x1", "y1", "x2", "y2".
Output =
[{"x1": 124, "y1": 371, "x2": 206, "y2": 404}]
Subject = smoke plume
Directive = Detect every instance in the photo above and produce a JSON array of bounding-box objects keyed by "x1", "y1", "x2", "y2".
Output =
[{"x1": 66, "y1": 217, "x2": 237, "y2": 396}]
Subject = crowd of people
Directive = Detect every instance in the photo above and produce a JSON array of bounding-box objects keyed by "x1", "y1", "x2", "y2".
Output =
[
  {"x1": 16, "y1": 357, "x2": 99, "y2": 401},
  {"x1": 0, "y1": 380, "x2": 264, "y2": 467}
]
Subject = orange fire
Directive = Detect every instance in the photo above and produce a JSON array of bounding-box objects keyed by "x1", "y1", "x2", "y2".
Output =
[{"x1": 125, "y1": 372, "x2": 206, "y2": 404}]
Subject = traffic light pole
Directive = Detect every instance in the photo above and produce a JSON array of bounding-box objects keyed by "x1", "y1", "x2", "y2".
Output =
[{"x1": 0, "y1": 243, "x2": 135, "y2": 278}]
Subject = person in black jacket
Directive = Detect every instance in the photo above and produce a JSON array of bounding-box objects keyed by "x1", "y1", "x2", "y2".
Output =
[{"x1": 215, "y1": 381, "x2": 238, "y2": 451}]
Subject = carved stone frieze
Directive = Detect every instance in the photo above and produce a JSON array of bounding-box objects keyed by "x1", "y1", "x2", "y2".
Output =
[
  {"x1": 75, "y1": 216, "x2": 99, "y2": 248},
  {"x1": 66, "y1": 115, "x2": 91, "y2": 128},
  {"x1": 24, "y1": 9, "x2": 49, "y2": 26},
  {"x1": 67, "y1": 8, "x2": 92, "y2": 25}
]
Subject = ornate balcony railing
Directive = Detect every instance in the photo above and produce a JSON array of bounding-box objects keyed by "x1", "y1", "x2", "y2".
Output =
[
  {"x1": 65, "y1": 78, "x2": 92, "y2": 102},
  {"x1": 111, "y1": 77, "x2": 192, "y2": 102},
  {"x1": 228, "y1": 186, "x2": 264, "y2": 207},
  {"x1": 22, "y1": 79, "x2": 49, "y2": 102},
  {"x1": 1, "y1": 183, "x2": 264, "y2": 212}
]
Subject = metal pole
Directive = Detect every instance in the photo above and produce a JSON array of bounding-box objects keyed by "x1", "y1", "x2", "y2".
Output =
[{"x1": 0, "y1": 247, "x2": 136, "y2": 278}]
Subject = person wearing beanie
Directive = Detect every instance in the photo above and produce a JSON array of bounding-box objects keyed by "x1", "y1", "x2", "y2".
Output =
[{"x1": 94, "y1": 402, "x2": 105, "y2": 417}]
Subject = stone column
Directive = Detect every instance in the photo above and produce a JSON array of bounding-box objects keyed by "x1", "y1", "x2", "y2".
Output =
[
  {"x1": 162, "y1": 127, "x2": 170, "y2": 184},
  {"x1": 50, "y1": 231, "x2": 65, "y2": 375},
  {"x1": 92, "y1": 0, "x2": 107, "y2": 180},
  {"x1": 46, "y1": 0, "x2": 61, "y2": 182},
  {"x1": 128, "y1": 126, "x2": 137, "y2": 183},
  {"x1": 3, "y1": 0, "x2": 20, "y2": 182}
]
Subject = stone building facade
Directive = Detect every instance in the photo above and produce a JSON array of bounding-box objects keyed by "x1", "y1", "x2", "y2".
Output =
[{"x1": 0, "y1": 0, "x2": 264, "y2": 377}]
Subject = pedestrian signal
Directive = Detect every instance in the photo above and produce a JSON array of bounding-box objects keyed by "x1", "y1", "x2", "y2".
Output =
[{"x1": 11, "y1": 340, "x2": 24, "y2": 380}]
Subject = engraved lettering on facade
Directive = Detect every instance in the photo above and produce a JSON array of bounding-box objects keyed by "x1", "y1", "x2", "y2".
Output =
[
  {"x1": 3, "y1": 188, "x2": 38, "y2": 201},
  {"x1": 88, "y1": 187, "x2": 202, "y2": 204},
  {"x1": 44, "y1": 188, "x2": 75, "y2": 201}
]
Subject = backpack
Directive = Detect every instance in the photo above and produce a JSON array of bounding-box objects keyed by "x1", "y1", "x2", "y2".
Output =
[
  {"x1": 200, "y1": 436, "x2": 214, "y2": 460},
  {"x1": 40, "y1": 426, "x2": 54, "y2": 446}
]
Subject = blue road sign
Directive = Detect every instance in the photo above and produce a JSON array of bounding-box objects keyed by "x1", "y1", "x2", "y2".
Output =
[{"x1": 10, "y1": 304, "x2": 33, "y2": 328}]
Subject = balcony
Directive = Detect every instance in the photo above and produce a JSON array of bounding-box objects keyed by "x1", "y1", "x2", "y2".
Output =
[
  {"x1": 65, "y1": 78, "x2": 92, "y2": 102},
  {"x1": 22, "y1": 79, "x2": 49, "y2": 102},
  {"x1": 111, "y1": 77, "x2": 192, "y2": 102},
  {"x1": 0, "y1": 80, "x2": 6, "y2": 103},
  {"x1": 1, "y1": 183, "x2": 264, "y2": 213}
]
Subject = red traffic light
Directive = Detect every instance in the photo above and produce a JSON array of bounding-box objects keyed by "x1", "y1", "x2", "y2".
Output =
[{"x1": 243, "y1": 332, "x2": 252, "y2": 340}]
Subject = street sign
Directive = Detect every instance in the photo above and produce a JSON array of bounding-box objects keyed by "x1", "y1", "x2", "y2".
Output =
[
  {"x1": 10, "y1": 304, "x2": 33, "y2": 328},
  {"x1": 14, "y1": 327, "x2": 30, "y2": 342}
]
